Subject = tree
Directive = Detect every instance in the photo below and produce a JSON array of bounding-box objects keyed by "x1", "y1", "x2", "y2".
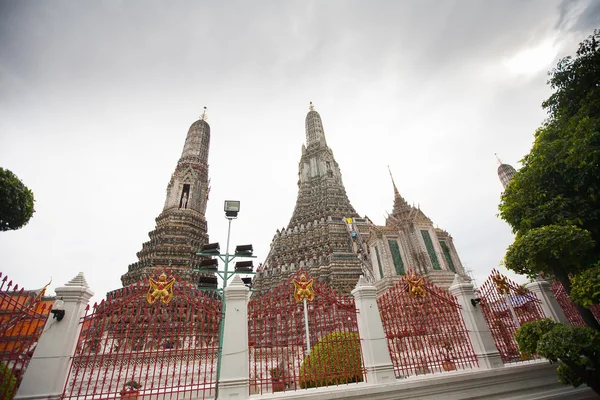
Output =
[
  {"x1": 515, "y1": 319, "x2": 600, "y2": 394},
  {"x1": 499, "y1": 30, "x2": 600, "y2": 318},
  {"x1": 0, "y1": 168, "x2": 35, "y2": 231},
  {"x1": 499, "y1": 30, "x2": 600, "y2": 390}
]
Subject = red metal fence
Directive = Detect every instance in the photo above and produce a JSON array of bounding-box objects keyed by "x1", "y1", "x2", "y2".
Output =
[
  {"x1": 62, "y1": 277, "x2": 221, "y2": 400},
  {"x1": 0, "y1": 272, "x2": 51, "y2": 400},
  {"x1": 377, "y1": 271, "x2": 478, "y2": 378},
  {"x1": 248, "y1": 271, "x2": 364, "y2": 395},
  {"x1": 476, "y1": 270, "x2": 545, "y2": 363},
  {"x1": 551, "y1": 280, "x2": 600, "y2": 327}
]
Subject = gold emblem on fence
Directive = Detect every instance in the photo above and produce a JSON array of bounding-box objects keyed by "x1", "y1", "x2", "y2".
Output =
[
  {"x1": 492, "y1": 273, "x2": 510, "y2": 295},
  {"x1": 293, "y1": 274, "x2": 315, "y2": 303},
  {"x1": 406, "y1": 273, "x2": 426, "y2": 298},
  {"x1": 147, "y1": 273, "x2": 175, "y2": 304}
]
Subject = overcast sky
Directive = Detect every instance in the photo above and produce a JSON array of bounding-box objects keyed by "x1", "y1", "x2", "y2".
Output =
[{"x1": 1, "y1": 0, "x2": 598, "y2": 303}]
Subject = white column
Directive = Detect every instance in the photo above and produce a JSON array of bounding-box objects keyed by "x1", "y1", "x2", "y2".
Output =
[
  {"x1": 217, "y1": 275, "x2": 250, "y2": 399},
  {"x1": 16, "y1": 273, "x2": 94, "y2": 400},
  {"x1": 526, "y1": 279, "x2": 569, "y2": 324},
  {"x1": 351, "y1": 276, "x2": 396, "y2": 384},
  {"x1": 448, "y1": 274, "x2": 504, "y2": 369}
]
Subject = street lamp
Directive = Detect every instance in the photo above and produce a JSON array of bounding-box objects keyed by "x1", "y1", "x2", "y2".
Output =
[{"x1": 195, "y1": 200, "x2": 256, "y2": 397}]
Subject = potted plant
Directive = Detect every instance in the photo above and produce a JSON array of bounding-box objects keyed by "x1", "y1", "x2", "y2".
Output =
[
  {"x1": 440, "y1": 342, "x2": 457, "y2": 372},
  {"x1": 270, "y1": 367, "x2": 286, "y2": 392},
  {"x1": 120, "y1": 380, "x2": 141, "y2": 399}
]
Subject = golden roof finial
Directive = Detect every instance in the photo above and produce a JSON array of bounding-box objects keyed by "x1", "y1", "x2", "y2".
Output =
[
  {"x1": 201, "y1": 106, "x2": 208, "y2": 121},
  {"x1": 309, "y1": 101, "x2": 314, "y2": 112}
]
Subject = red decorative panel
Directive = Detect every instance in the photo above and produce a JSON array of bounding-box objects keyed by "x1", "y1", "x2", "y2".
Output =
[
  {"x1": 551, "y1": 280, "x2": 600, "y2": 326},
  {"x1": 62, "y1": 278, "x2": 221, "y2": 399},
  {"x1": 0, "y1": 272, "x2": 51, "y2": 400},
  {"x1": 476, "y1": 269, "x2": 545, "y2": 363},
  {"x1": 377, "y1": 271, "x2": 478, "y2": 378},
  {"x1": 248, "y1": 271, "x2": 365, "y2": 395}
]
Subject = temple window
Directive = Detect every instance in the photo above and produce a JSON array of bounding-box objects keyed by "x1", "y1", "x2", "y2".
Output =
[
  {"x1": 375, "y1": 246, "x2": 384, "y2": 279},
  {"x1": 421, "y1": 230, "x2": 441, "y2": 270},
  {"x1": 440, "y1": 241, "x2": 456, "y2": 273},
  {"x1": 387, "y1": 239, "x2": 405, "y2": 275}
]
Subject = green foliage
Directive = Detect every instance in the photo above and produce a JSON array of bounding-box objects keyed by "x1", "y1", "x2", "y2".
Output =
[
  {"x1": 299, "y1": 331, "x2": 363, "y2": 389},
  {"x1": 0, "y1": 362, "x2": 17, "y2": 399},
  {"x1": 504, "y1": 225, "x2": 595, "y2": 279},
  {"x1": 0, "y1": 168, "x2": 35, "y2": 231},
  {"x1": 516, "y1": 320, "x2": 600, "y2": 390},
  {"x1": 499, "y1": 31, "x2": 600, "y2": 262},
  {"x1": 556, "y1": 363, "x2": 585, "y2": 388},
  {"x1": 537, "y1": 324, "x2": 600, "y2": 365},
  {"x1": 515, "y1": 318, "x2": 557, "y2": 357},
  {"x1": 498, "y1": 28, "x2": 600, "y2": 395},
  {"x1": 543, "y1": 30, "x2": 600, "y2": 120},
  {"x1": 570, "y1": 263, "x2": 600, "y2": 308}
]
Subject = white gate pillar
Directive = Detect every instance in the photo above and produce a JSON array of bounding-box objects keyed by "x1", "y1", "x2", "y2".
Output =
[
  {"x1": 351, "y1": 276, "x2": 396, "y2": 384},
  {"x1": 217, "y1": 275, "x2": 250, "y2": 399},
  {"x1": 526, "y1": 279, "x2": 569, "y2": 324},
  {"x1": 16, "y1": 273, "x2": 93, "y2": 400},
  {"x1": 448, "y1": 274, "x2": 504, "y2": 369}
]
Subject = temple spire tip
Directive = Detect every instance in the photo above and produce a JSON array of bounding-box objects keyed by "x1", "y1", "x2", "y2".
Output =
[
  {"x1": 309, "y1": 101, "x2": 314, "y2": 112},
  {"x1": 388, "y1": 166, "x2": 399, "y2": 195},
  {"x1": 201, "y1": 106, "x2": 208, "y2": 121}
]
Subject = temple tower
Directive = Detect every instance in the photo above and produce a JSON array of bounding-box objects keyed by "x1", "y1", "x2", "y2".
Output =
[
  {"x1": 496, "y1": 154, "x2": 516, "y2": 189},
  {"x1": 368, "y1": 169, "x2": 469, "y2": 293},
  {"x1": 253, "y1": 103, "x2": 373, "y2": 295},
  {"x1": 121, "y1": 111, "x2": 211, "y2": 286}
]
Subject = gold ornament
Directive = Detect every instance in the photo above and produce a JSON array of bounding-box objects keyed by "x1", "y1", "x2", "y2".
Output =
[
  {"x1": 406, "y1": 273, "x2": 426, "y2": 298},
  {"x1": 293, "y1": 274, "x2": 315, "y2": 303},
  {"x1": 492, "y1": 273, "x2": 510, "y2": 295},
  {"x1": 147, "y1": 273, "x2": 175, "y2": 304}
]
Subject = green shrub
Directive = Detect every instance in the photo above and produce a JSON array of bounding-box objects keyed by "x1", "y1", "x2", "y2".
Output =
[
  {"x1": 516, "y1": 319, "x2": 600, "y2": 390},
  {"x1": 0, "y1": 362, "x2": 17, "y2": 399},
  {"x1": 299, "y1": 331, "x2": 363, "y2": 389},
  {"x1": 515, "y1": 318, "x2": 557, "y2": 357},
  {"x1": 570, "y1": 264, "x2": 600, "y2": 308}
]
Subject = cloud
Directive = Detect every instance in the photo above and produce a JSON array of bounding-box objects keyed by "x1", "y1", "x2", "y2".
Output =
[{"x1": 0, "y1": 0, "x2": 595, "y2": 302}]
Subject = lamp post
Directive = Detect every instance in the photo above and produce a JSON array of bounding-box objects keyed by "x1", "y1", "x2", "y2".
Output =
[{"x1": 195, "y1": 200, "x2": 256, "y2": 397}]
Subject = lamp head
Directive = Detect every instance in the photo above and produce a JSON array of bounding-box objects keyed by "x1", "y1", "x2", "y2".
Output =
[
  {"x1": 51, "y1": 297, "x2": 66, "y2": 321},
  {"x1": 234, "y1": 261, "x2": 254, "y2": 273},
  {"x1": 235, "y1": 244, "x2": 254, "y2": 256},
  {"x1": 224, "y1": 200, "x2": 240, "y2": 218},
  {"x1": 201, "y1": 243, "x2": 221, "y2": 255}
]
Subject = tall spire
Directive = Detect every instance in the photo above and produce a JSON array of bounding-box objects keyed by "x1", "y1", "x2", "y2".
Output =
[
  {"x1": 253, "y1": 105, "x2": 363, "y2": 295},
  {"x1": 121, "y1": 114, "x2": 211, "y2": 286},
  {"x1": 496, "y1": 154, "x2": 517, "y2": 189},
  {"x1": 289, "y1": 105, "x2": 357, "y2": 227},
  {"x1": 305, "y1": 101, "x2": 327, "y2": 147}
]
